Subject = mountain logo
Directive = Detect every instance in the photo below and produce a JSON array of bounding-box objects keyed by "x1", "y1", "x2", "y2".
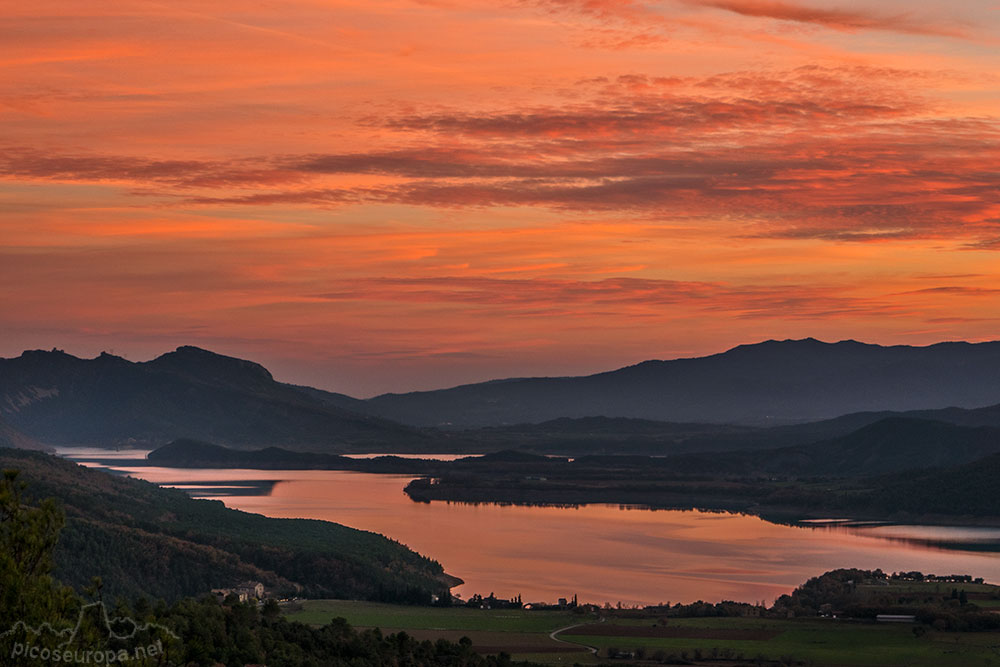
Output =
[{"x1": 0, "y1": 601, "x2": 179, "y2": 665}]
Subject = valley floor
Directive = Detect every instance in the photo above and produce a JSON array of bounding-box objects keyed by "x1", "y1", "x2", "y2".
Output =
[{"x1": 284, "y1": 599, "x2": 1000, "y2": 666}]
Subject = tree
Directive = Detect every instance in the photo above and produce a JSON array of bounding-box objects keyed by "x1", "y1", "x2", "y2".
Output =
[
  {"x1": 0, "y1": 469, "x2": 76, "y2": 631},
  {"x1": 262, "y1": 597, "x2": 282, "y2": 621}
]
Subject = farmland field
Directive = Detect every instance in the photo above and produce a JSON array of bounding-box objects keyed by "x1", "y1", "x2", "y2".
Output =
[
  {"x1": 285, "y1": 600, "x2": 1000, "y2": 666},
  {"x1": 562, "y1": 617, "x2": 1000, "y2": 666},
  {"x1": 283, "y1": 600, "x2": 598, "y2": 663},
  {"x1": 283, "y1": 599, "x2": 584, "y2": 632}
]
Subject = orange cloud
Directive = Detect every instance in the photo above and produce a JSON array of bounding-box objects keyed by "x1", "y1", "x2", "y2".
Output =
[
  {"x1": 683, "y1": 0, "x2": 968, "y2": 37},
  {"x1": 6, "y1": 64, "x2": 996, "y2": 247},
  {"x1": 2, "y1": 0, "x2": 1000, "y2": 392}
]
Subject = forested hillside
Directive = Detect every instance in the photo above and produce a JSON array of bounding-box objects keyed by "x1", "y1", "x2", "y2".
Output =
[{"x1": 0, "y1": 448, "x2": 457, "y2": 602}]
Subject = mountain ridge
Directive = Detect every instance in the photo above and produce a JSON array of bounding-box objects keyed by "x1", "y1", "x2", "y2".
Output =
[
  {"x1": 361, "y1": 338, "x2": 1000, "y2": 427},
  {"x1": 0, "y1": 346, "x2": 426, "y2": 450},
  {"x1": 6, "y1": 338, "x2": 1000, "y2": 450}
]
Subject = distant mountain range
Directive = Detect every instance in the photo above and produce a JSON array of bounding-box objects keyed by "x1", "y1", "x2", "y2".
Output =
[
  {"x1": 784, "y1": 417, "x2": 1000, "y2": 476},
  {"x1": 655, "y1": 417, "x2": 1000, "y2": 478},
  {"x1": 413, "y1": 418, "x2": 1000, "y2": 519},
  {"x1": 0, "y1": 346, "x2": 424, "y2": 449},
  {"x1": 146, "y1": 416, "x2": 1000, "y2": 481},
  {"x1": 363, "y1": 338, "x2": 1000, "y2": 427},
  {"x1": 4, "y1": 338, "x2": 1000, "y2": 452}
]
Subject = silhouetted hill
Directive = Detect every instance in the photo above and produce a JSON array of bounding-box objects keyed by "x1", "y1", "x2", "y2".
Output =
[
  {"x1": 155, "y1": 416, "x2": 1000, "y2": 481},
  {"x1": 486, "y1": 416, "x2": 750, "y2": 437},
  {"x1": 872, "y1": 450, "x2": 1000, "y2": 516},
  {"x1": 399, "y1": 418, "x2": 1000, "y2": 519},
  {"x1": 147, "y1": 439, "x2": 552, "y2": 472},
  {"x1": 464, "y1": 449, "x2": 551, "y2": 463},
  {"x1": 0, "y1": 347, "x2": 426, "y2": 450},
  {"x1": 148, "y1": 437, "x2": 250, "y2": 464},
  {"x1": 903, "y1": 402, "x2": 1000, "y2": 428},
  {"x1": 702, "y1": 403, "x2": 1000, "y2": 459},
  {"x1": 362, "y1": 338, "x2": 1000, "y2": 427},
  {"x1": 653, "y1": 417, "x2": 1000, "y2": 478},
  {"x1": 148, "y1": 438, "x2": 363, "y2": 470},
  {"x1": 285, "y1": 383, "x2": 370, "y2": 411},
  {"x1": 0, "y1": 447, "x2": 456, "y2": 602},
  {"x1": 0, "y1": 413, "x2": 47, "y2": 450},
  {"x1": 10, "y1": 341, "x2": 1000, "y2": 455},
  {"x1": 773, "y1": 417, "x2": 1000, "y2": 476},
  {"x1": 457, "y1": 416, "x2": 764, "y2": 456}
]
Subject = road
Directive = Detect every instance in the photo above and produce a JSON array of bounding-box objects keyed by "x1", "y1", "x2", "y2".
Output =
[{"x1": 548, "y1": 616, "x2": 604, "y2": 655}]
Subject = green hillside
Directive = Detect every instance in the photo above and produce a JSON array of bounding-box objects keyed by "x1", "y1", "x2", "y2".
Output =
[{"x1": 0, "y1": 448, "x2": 457, "y2": 602}]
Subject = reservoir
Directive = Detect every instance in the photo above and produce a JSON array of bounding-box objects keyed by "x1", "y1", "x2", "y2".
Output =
[{"x1": 64, "y1": 448, "x2": 1000, "y2": 607}]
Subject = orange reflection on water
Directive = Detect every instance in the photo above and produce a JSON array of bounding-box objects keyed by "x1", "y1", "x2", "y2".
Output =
[{"x1": 83, "y1": 460, "x2": 1000, "y2": 606}]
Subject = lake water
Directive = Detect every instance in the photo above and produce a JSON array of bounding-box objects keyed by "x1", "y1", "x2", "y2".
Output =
[{"x1": 61, "y1": 448, "x2": 1000, "y2": 607}]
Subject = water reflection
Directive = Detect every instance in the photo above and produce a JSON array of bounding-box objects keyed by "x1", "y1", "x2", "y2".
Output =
[
  {"x1": 803, "y1": 521, "x2": 1000, "y2": 554},
  {"x1": 55, "y1": 449, "x2": 1000, "y2": 606}
]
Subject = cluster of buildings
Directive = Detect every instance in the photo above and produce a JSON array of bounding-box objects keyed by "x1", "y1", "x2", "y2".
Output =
[{"x1": 212, "y1": 581, "x2": 265, "y2": 603}]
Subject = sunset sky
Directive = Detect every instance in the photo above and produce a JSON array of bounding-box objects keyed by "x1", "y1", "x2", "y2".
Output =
[{"x1": 2, "y1": 0, "x2": 999, "y2": 396}]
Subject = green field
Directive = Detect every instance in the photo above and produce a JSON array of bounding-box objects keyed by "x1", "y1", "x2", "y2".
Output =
[
  {"x1": 284, "y1": 600, "x2": 1000, "y2": 666},
  {"x1": 284, "y1": 599, "x2": 583, "y2": 632},
  {"x1": 561, "y1": 617, "x2": 1000, "y2": 666},
  {"x1": 283, "y1": 600, "x2": 598, "y2": 663}
]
